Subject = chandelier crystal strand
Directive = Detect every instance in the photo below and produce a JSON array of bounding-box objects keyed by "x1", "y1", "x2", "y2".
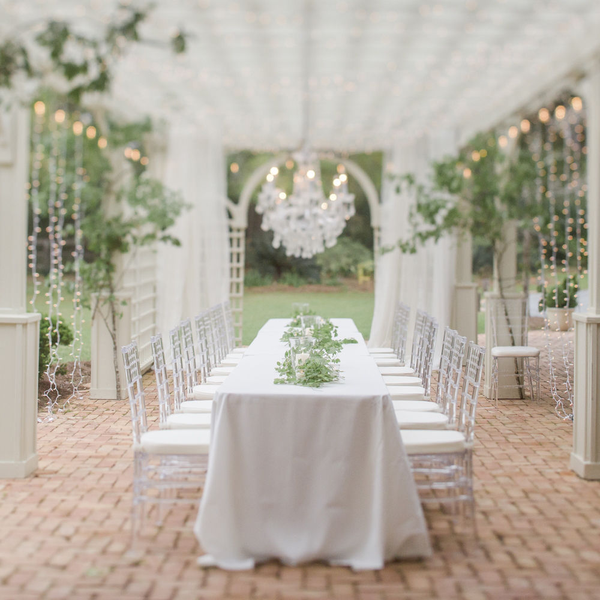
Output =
[
  {"x1": 68, "y1": 120, "x2": 85, "y2": 405},
  {"x1": 29, "y1": 101, "x2": 46, "y2": 309},
  {"x1": 256, "y1": 154, "x2": 355, "y2": 259}
]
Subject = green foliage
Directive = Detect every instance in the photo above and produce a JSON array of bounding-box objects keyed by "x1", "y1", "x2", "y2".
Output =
[
  {"x1": 540, "y1": 275, "x2": 579, "y2": 310},
  {"x1": 388, "y1": 130, "x2": 541, "y2": 295},
  {"x1": 279, "y1": 271, "x2": 308, "y2": 287},
  {"x1": 81, "y1": 174, "x2": 188, "y2": 306},
  {"x1": 0, "y1": 4, "x2": 185, "y2": 102},
  {"x1": 275, "y1": 350, "x2": 341, "y2": 388},
  {"x1": 275, "y1": 317, "x2": 357, "y2": 387},
  {"x1": 315, "y1": 237, "x2": 372, "y2": 279},
  {"x1": 39, "y1": 317, "x2": 73, "y2": 379},
  {"x1": 244, "y1": 269, "x2": 273, "y2": 287}
]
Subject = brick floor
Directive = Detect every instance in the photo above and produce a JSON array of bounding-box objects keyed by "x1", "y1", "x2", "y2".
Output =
[{"x1": 1, "y1": 332, "x2": 600, "y2": 600}]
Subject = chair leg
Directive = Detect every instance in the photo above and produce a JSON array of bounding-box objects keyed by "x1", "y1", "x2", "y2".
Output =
[
  {"x1": 526, "y1": 358, "x2": 534, "y2": 401},
  {"x1": 492, "y1": 358, "x2": 499, "y2": 407},
  {"x1": 536, "y1": 356, "x2": 541, "y2": 403}
]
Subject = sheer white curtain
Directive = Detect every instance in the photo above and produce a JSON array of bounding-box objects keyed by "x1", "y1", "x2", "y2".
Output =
[
  {"x1": 156, "y1": 123, "x2": 230, "y2": 338},
  {"x1": 369, "y1": 133, "x2": 457, "y2": 354}
]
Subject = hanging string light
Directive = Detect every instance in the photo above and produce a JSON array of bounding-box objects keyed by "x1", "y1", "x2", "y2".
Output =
[
  {"x1": 530, "y1": 99, "x2": 587, "y2": 421},
  {"x1": 42, "y1": 108, "x2": 69, "y2": 420},
  {"x1": 28, "y1": 101, "x2": 46, "y2": 309},
  {"x1": 67, "y1": 120, "x2": 86, "y2": 405}
]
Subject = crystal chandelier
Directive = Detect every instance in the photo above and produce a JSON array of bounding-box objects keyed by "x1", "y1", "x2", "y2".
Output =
[{"x1": 255, "y1": 148, "x2": 356, "y2": 258}]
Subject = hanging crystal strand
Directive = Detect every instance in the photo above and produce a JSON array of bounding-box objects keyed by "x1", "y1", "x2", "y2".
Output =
[
  {"x1": 41, "y1": 114, "x2": 61, "y2": 422},
  {"x1": 28, "y1": 101, "x2": 46, "y2": 310},
  {"x1": 68, "y1": 121, "x2": 85, "y2": 405}
]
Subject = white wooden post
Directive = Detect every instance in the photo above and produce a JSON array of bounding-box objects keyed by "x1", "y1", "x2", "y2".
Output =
[
  {"x1": 90, "y1": 152, "x2": 135, "y2": 400},
  {"x1": 0, "y1": 104, "x2": 40, "y2": 477},
  {"x1": 483, "y1": 220, "x2": 525, "y2": 397},
  {"x1": 453, "y1": 233, "x2": 478, "y2": 344},
  {"x1": 229, "y1": 226, "x2": 246, "y2": 346},
  {"x1": 571, "y1": 64, "x2": 600, "y2": 479}
]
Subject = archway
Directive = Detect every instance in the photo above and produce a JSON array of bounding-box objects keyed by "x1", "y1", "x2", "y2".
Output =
[{"x1": 226, "y1": 153, "x2": 381, "y2": 344}]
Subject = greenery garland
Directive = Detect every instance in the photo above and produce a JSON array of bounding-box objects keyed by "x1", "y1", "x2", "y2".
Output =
[{"x1": 275, "y1": 316, "x2": 357, "y2": 388}]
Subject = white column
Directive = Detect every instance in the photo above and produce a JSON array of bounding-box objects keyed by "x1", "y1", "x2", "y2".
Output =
[
  {"x1": 483, "y1": 213, "x2": 525, "y2": 397},
  {"x1": 571, "y1": 64, "x2": 600, "y2": 479},
  {"x1": 90, "y1": 151, "x2": 134, "y2": 400},
  {"x1": 0, "y1": 105, "x2": 40, "y2": 477},
  {"x1": 453, "y1": 233, "x2": 478, "y2": 344}
]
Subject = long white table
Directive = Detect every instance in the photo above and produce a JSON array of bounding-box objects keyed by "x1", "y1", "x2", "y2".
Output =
[{"x1": 194, "y1": 318, "x2": 431, "y2": 570}]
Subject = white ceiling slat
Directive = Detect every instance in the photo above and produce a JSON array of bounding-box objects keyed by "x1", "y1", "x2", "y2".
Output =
[{"x1": 3, "y1": 0, "x2": 600, "y2": 151}]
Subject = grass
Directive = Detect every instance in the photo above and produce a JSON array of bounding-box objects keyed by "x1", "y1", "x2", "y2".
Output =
[{"x1": 242, "y1": 289, "x2": 375, "y2": 345}]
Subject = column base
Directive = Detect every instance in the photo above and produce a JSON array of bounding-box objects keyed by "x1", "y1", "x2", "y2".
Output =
[
  {"x1": 570, "y1": 453, "x2": 600, "y2": 480},
  {"x1": 0, "y1": 312, "x2": 40, "y2": 478},
  {"x1": 0, "y1": 454, "x2": 38, "y2": 478},
  {"x1": 571, "y1": 313, "x2": 600, "y2": 480}
]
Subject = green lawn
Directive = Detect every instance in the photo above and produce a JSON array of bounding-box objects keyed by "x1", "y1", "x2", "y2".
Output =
[{"x1": 242, "y1": 290, "x2": 375, "y2": 345}]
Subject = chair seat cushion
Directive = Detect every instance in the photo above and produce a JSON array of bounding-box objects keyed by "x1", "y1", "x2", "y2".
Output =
[
  {"x1": 395, "y1": 411, "x2": 448, "y2": 430},
  {"x1": 211, "y1": 366, "x2": 236, "y2": 376},
  {"x1": 231, "y1": 347, "x2": 246, "y2": 354},
  {"x1": 392, "y1": 400, "x2": 441, "y2": 412},
  {"x1": 369, "y1": 347, "x2": 394, "y2": 354},
  {"x1": 166, "y1": 413, "x2": 211, "y2": 429},
  {"x1": 375, "y1": 358, "x2": 402, "y2": 367},
  {"x1": 190, "y1": 385, "x2": 220, "y2": 399},
  {"x1": 206, "y1": 375, "x2": 228, "y2": 384},
  {"x1": 384, "y1": 376, "x2": 422, "y2": 386},
  {"x1": 179, "y1": 400, "x2": 213, "y2": 413},
  {"x1": 138, "y1": 429, "x2": 210, "y2": 455},
  {"x1": 492, "y1": 345, "x2": 540, "y2": 358},
  {"x1": 221, "y1": 358, "x2": 242, "y2": 366},
  {"x1": 225, "y1": 353, "x2": 244, "y2": 360},
  {"x1": 401, "y1": 430, "x2": 467, "y2": 455},
  {"x1": 372, "y1": 353, "x2": 399, "y2": 359},
  {"x1": 388, "y1": 385, "x2": 426, "y2": 400},
  {"x1": 379, "y1": 366, "x2": 416, "y2": 376}
]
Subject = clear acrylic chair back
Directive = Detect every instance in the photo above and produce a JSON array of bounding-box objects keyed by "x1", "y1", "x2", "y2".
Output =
[
  {"x1": 444, "y1": 334, "x2": 467, "y2": 426},
  {"x1": 436, "y1": 327, "x2": 457, "y2": 407},
  {"x1": 150, "y1": 334, "x2": 171, "y2": 426},
  {"x1": 194, "y1": 312, "x2": 213, "y2": 382},
  {"x1": 458, "y1": 342, "x2": 486, "y2": 444},
  {"x1": 180, "y1": 318, "x2": 198, "y2": 393},
  {"x1": 169, "y1": 328, "x2": 186, "y2": 411},
  {"x1": 410, "y1": 309, "x2": 427, "y2": 370},
  {"x1": 122, "y1": 341, "x2": 147, "y2": 445},
  {"x1": 420, "y1": 317, "x2": 439, "y2": 396}
]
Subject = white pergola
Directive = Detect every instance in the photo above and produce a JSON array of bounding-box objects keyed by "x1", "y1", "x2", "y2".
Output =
[{"x1": 2, "y1": 0, "x2": 600, "y2": 479}]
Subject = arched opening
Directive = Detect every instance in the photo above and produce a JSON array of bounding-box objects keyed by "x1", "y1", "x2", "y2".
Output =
[{"x1": 226, "y1": 153, "x2": 381, "y2": 344}]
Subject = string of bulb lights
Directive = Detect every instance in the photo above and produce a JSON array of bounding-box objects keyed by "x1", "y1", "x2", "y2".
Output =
[{"x1": 527, "y1": 97, "x2": 587, "y2": 420}]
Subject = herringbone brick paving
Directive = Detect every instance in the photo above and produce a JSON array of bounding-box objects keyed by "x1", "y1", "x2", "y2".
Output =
[{"x1": 1, "y1": 331, "x2": 599, "y2": 599}]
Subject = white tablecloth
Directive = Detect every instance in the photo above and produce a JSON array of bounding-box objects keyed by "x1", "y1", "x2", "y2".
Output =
[{"x1": 194, "y1": 318, "x2": 431, "y2": 570}]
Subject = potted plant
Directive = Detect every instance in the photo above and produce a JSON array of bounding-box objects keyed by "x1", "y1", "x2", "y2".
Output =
[{"x1": 539, "y1": 275, "x2": 579, "y2": 331}]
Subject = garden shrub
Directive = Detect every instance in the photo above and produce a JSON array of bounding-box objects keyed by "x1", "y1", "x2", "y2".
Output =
[
  {"x1": 39, "y1": 318, "x2": 74, "y2": 379},
  {"x1": 315, "y1": 238, "x2": 372, "y2": 280},
  {"x1": 245, "y1": 269, "x2": 274, "y2": 287}
]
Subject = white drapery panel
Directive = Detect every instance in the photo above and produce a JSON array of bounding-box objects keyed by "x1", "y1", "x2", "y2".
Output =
[
  {"x1": 369, "y1": 134, "x2": 457, "y2": 356},
  {"x1": 156, "y1": 125, "x2": 230, "y2": 338}
]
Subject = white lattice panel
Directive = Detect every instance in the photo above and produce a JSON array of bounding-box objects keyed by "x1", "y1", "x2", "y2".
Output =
[{"x1": 121, "y1": 246, "x2": 157, "y2": 370}]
